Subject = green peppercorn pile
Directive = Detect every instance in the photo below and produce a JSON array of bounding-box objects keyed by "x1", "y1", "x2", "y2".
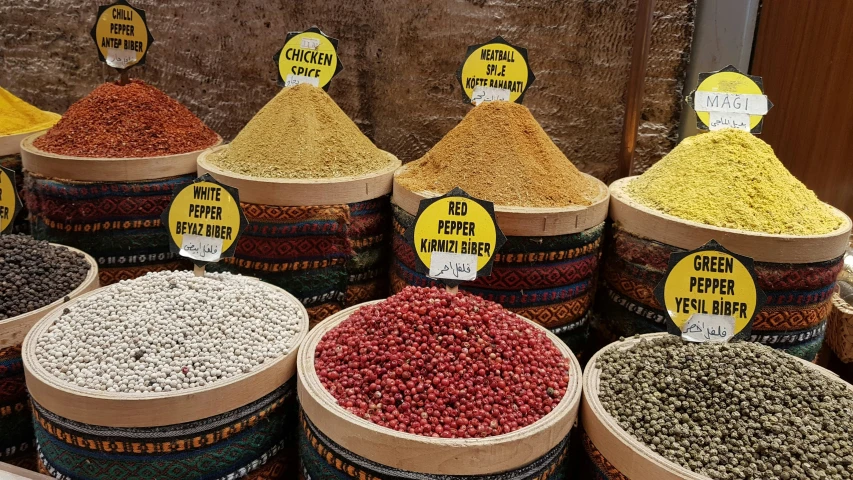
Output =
[{"x1": 596, "y1": 336, "x2": 853, "y2": 480}]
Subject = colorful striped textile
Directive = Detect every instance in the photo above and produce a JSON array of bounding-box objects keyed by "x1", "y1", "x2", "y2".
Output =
[
  {"x1": 23, "y1": 171, "x2": 193, "y2": 285},
  {"x1": 1, "y1": 154, "x2": 29, "y2": 233},
  {"x1": 299, "y1": 409, "x2": 570, "y2": 480},
  {"x1": 210, "y1": 197, "x2": 391, "y2": 328},
  {"x1": 0, "y1": 345, "x2": 35, "y2": 469},
  {"x1": 34, "y1": 380, "x2": 298, "y2": 480},
  {"x1": 580, "y1": 430, "x2": 627, "y2": 480},
  {"x1": 391, "y1": 205, "x2": 603, "y2": 358},
  {"x1": 597, "y1": 225, "x2": 843, "y2": 360}
]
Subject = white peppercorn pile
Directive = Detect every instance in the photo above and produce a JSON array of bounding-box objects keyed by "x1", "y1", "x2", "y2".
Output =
[
  {"x1": 0, "y1": 234, "x2": 90, "y2": 320},
  {"x1": 35, "y1": 271, "x2": 304, "y2": 394},
  {"x1": 597, "y1": 336, "x2": 853, "y2": 480}
]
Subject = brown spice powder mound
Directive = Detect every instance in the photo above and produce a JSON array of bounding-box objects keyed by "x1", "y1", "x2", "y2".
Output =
[
  {"x1": 34, "y1": 80, "x2": 218, "y2": 158},
  {"x1": 210, "y1": 84, "x2": 390, "y2": 179},
  {"x1": 396, "y1": 102, "x2": 599, "y2": 208}
]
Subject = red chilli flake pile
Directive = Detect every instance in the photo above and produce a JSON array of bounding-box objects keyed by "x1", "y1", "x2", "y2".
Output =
[
  {"x1": 34, "y1": 80, "x2": 219, "y2": 158},
  {"x1": 315, "y1": 286, "x2": 570, "y2": 439}
]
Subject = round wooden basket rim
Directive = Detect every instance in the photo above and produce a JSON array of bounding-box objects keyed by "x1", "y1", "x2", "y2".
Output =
[
  {"x1": 610, "y1": 176, "x2": 852, "y2": 242},
  {"x1": 297, "y1": 300, "x2": 582, "y2": 475},
  {"x1": 22, "y1": 275, "x2": 309, "y2": 422},
  {"x1": 832, "y1": 290, "x2": 853, "y2": 315},
  {"x1": 198, "y1": 144, "x2": 401, "y2": 186},
  {"x1": 21, "y1": 131, "x2": 223, "y2": 163},
  {"x1": 0, "y1": 244, "x2": 99, "y2": 339},
  {"x1": 582, "y1": 332, "x2": 853, "y2": 480}
]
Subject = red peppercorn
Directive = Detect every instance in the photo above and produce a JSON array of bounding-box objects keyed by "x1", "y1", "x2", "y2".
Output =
[{"x1": 315, "y1": 286, "x2": 570, "y2": 439}]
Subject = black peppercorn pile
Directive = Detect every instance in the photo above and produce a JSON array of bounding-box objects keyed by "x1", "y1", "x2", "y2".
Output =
[
  {"x1": 0, "y1": 235, "x2": 90, "y2": 320},
  {"x1": 597, "y1": 336, "x2": 853, "y2": 480}
]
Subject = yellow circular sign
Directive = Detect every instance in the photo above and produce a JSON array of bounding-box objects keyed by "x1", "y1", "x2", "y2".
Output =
[
  {"x1": 459, "y1": 41, "x2": 533, "y2": 103},
  {"x1": 413, "y1": 197, "x2": 498, "y2": 273},
  {"x1": 662, "y1": 250, "x2": 758, "y2": 335},
  {"x1": 696, "y1": 71, "x2": 764, "y2": 130},
  {"x1": 277, "y1": 31, "x2": 340, "y2": 89},
  {"x1": 92, "y1": 2, "x2": 151, "y2": 69},
  {"x1": 166, "y1": 181, "x2": 242, "y2": 254},
  {"x1": 0, "y1": 169, "x2": 18, "y2": 234}
]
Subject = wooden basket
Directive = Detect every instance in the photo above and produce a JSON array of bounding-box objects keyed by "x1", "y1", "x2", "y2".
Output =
[
  {"x1": 827, "y1": 291, "x2": 853, "y2": 363},
  {"x1": 609, "y1": 176, "x2": 852, "y2": 263},
  {"x1": 582, "y1": 333, "x2": 853, "y2": 480},
  {"x1": 0, "y1": 131, "x2": 37, "y2": 157},
  {"x1": 392, "y1": 164, "x2": 610, "y2": 237},
  {"x1": 297, "y1": 301, "x2": 583, "y2": 476},
  {"x1": 20, "y1": 132, "x2": 223, "y2": 182},
  {"x1": 197, "y1": 145, "x2": 401, "y2": 206},
  {"x1": 0, "y1": 245, "x2": 99, "y2": 349},
  {"x1": 22, "y1": 279, "x2": 309, "y2": 428}
]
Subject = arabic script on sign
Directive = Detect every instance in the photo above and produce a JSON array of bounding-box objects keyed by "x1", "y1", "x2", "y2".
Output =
[
  {"x1": 284, "y1": 74, "x2": 321, "y2": 88},
  {"x1": 471, "y1": 86, "x2": 511, "y2": 105},
  {"x1": 180, "y1": 234, "x2": 223, "y2": 262},
  {"x1": 428, "y1": 251, "x2": 477, "y2": 281},
  {"x1": 682, "y1": 313, "x2": 734, "y2": 343},
  {"x1": 106, "y1": 48, "x2": 137, "y2": 69},
  {"x1": 708, "y1": 112, "x2": 751, "y2": 132}
]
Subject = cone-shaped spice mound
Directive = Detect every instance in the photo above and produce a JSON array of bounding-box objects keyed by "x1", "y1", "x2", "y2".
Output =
[
  {"x1": 0, "y1": 86, "x2": 61, "y2": 136},
  {"x1": 396, "y1": 101, "x2": 599, "y2": 208},
  {"x1": 34, "y1": 80, "x2": 218, "y2": 158},
  {"x1": 210, "y1": 84, "x2": 390, "y2": 179},
  {"x1": 626, "y1": 129, "x2": 842, "y2": 235}
]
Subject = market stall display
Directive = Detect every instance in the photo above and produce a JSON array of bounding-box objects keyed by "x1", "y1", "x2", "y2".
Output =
[
  {"x1": 581, "y1": 333, "x2": 853, "y2": 479},
  {"x1": 827, "y1": 275, "x2": 853, "y2": 363},
  {"x1": 600, "y1": 128, "x2": 852, "y2": 360},
  {"x1": 20, "y1": 80, "x2": 221, "y2": 285},
  {"x1": 0, "y1": 87, "x2": 61, "y2": 234},
  {"x1": 392, "y1": 101, "x2": 609, "y2": 356},
  {"x1": 297, "y1": 286, "x2": 581, "y2": 478},
  {"x1": 198, "y1": 83, "x2": 400, "y2": 326},
  {"x1": 0, "y1": 235, "x2": 97, "y2": 470},
  {"x1": 22, "y1": 271, "x2": 308, "y2": 479}
]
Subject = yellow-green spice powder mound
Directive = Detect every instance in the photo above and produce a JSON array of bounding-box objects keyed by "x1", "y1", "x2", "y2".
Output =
[
  {"x1": 626, "y1": 129, "x2": 843, "y2": 236},
  {"x1": 210, "y1": 84, "x2": 390, "y2": 179}
]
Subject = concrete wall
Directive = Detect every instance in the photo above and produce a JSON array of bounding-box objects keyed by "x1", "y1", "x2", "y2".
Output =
[{"x1": 0, "y1": 0, "x2": 695, "y2": 181}]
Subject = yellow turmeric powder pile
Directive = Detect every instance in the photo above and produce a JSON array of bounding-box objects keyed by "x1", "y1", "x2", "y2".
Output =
[
  {"x1": 626, "y1": 128, "x2": 843, "y2": 235},
  {"x1": 0, "y1": 87, "x2": 61, "y2": 136}
]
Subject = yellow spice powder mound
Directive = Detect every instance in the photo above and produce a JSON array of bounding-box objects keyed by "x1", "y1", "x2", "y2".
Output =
[
  {"x1": 210, "y1": 84, "x2": 389, "y2": 179},
  {"x1": 0, "y1": 86, "x2": 61, "y2": 136},
  {"x1": 396, "y1": 101, "x2": 599, "y2": 208},
  {"x1": 626, "y1": 128, "x2": 843, "y2": 236}
]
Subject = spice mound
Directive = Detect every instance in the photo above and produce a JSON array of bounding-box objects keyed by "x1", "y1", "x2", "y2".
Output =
[
  {"x1": 209, "y1": 83, "x2": 390, "y2": 179},
  {"x1": 597, "y1": 336, "x2": 853, "y2": 479},
  {"x1": 625, "y1": 128, "x2": 843, "y2": 235},
  {"x1": 0, "y1": 235, "x2": 90, "y2": 320},
  {"x1": 33, "y1": 80, "x2": 218, "y2": 158},
  {"x1": 315, "y1": 286, "x2": 570, "y2": 438},
  {"x1": 396, "y1": 101, "x2": 599, "y2": 208},
  {"x1": 34, "y1": 271, "x2": 304, "y2": 394},
  {"x1": 0, "y1": 87, "x2": 61, "y2": 136}
]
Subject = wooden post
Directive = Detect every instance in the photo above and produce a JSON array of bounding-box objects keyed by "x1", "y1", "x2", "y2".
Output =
[
  {"x1": 445, "y1": 285, "x2": 459, "y2": 295},
  {"x1": 619, "y1": 0, "x2": 655, "y2": 178},
  {"x1": 193, "y1": 264, "x2": 205, "y2": 277},
  {"x1": 119, "y1": 69, "x2": 130, "y2": 85}
]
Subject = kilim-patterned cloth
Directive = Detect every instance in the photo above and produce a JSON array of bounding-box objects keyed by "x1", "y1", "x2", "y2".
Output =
[
  {"x1": 299, "y1": 409, "x2": 569, "y2": 480},
  {"x1": 210, "y1": 198, "x2": 391, "y2": 328},
  {"x1": 34, "y1": 380, "x2": 299, "y2": 480},
  {"x1": 23, "y1": 171, "x2": 193, "y2": 285},
  {"x1": 1, "y1": 154, "x2": 29, "y2": 233},
  {"x1": 391, "y1": 205, "x2": 603, "y2": 358},
  {"x1": 0, "y1": 345, "x2": 36, "y2": 468},
  {"x1": 580, "y1": 430, "x2": 627, "y2": 480},
  {"x1": 597, "y1": 225, "x2": 844, "y2": 360}
]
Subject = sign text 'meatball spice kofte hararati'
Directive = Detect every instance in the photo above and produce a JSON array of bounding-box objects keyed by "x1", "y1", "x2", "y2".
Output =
[
  {"x1": 34, "y1": 271, "x2": 304, "y2": 393},
  {"x1": 597, "y1": 336, "x2": 853, "y2": 479},
  {"x1": 33, "y1": 80, "x2": 219, "y2": 158},
  {"x1": 314, "y1": 286, "x2": 570, "y2": 439}
]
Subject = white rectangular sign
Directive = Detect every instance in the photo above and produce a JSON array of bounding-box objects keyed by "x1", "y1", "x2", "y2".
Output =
[
  {"x1": 708, "y1": 111, "x2": 752, "y2": 132},
  {"x1": 284, "y1": 74, "x2": 321, "y2": 88},
  {"x1": 428, "y1": 251, "x2": 477, "y2": 282},
  {"x1": 106, "y1": 48, "x2": 136, "y2": 69},
  {"x1": 180, "y1": 234, "x2": 223, "y2": 262},
  {"x1": 682, "y1": 314, "x2": 735, "y2": 343},
  {"x1": 471, "y1": 86, "x2": 511, "y2": 105},
  {"x1": 694, "y1": 91, "x2": 769, "y2": 115}
]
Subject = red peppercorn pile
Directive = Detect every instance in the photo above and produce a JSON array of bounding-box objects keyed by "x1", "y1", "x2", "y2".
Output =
[
  {"x1": 314, "y1": 286, "x2": 570, "y2": 439},
  {"x1": 34, "y1": 80, "x2": 218, "y2": 158}
]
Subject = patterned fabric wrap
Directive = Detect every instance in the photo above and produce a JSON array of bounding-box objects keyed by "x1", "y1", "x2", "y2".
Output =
[
  {"x1": 579, "y1": 430, "x2": 627, "y2": 480},
  {"x1": 0, "y1": 345, "x2": 35, "y2": 466},
  {"x1": 209, "y1": 198, "x2": 391, "y2": 327},
  {"x1": 598, "y1": 225, "x2": 844, "y2": 360},
  {"x1": 23, "y1": 171, "x2": 194, "y2": 285},
  {"x1": 391, "y1": 205, "x2": 603, "y2": 357},
  {"x1": 1, "y1": 154, "x2": 29, "y2": 233},
  {"x1": 34, "y1": 380, "x2": 298, "y2": 480},
  {"x1": 299, "y1": 409, "x2": 570, "y2": 480}
]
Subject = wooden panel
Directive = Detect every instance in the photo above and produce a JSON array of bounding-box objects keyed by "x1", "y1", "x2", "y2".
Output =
[{"x1": 751, "y1": 1, "x2": 853, "y2": 217}]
